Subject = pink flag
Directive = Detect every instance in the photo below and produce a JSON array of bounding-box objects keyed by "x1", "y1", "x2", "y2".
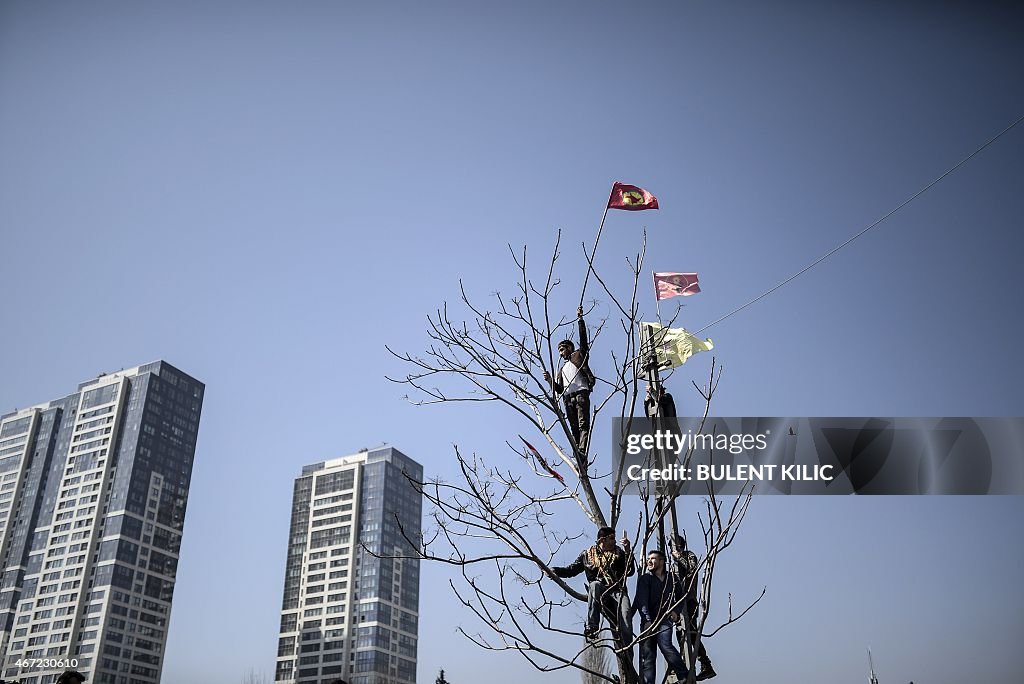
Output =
[
  {"x1": 654, "y1": 272, "x2": 700, "y2": 300},
  {"x1": 607, "y1": 182, "x2": 659, "y2": 210}
]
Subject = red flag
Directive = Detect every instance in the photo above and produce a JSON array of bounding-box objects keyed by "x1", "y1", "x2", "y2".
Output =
[
  {"x1": 607, "y1": 182, "x2": 659, "y2": 210},
  {"x1": 654, "y1": 272, "x2": 700, "y2": 300},
  {"x1": 518, "y1": 435, "x2": 566, "y2": 486}
]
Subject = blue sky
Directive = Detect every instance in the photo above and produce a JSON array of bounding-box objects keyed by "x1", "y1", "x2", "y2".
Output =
[{"x1": 1, "y1": 2, "x2": 1022, "y2": 683}]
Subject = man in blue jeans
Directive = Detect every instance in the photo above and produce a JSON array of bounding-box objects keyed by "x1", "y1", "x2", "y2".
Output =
[{"x1": 632, "y1": 549, "x2": 689, "y2": 684}]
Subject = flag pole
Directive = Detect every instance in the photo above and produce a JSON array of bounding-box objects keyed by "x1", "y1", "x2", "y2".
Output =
[
  {"x1": 647, "y1": 317, "x2": 689, "y2": 677},
  {"x1": 644, "y1": 322, "x2": 668, "y2": 554},
  {"x1": 654, "y1": 271, "x2": 661, "y2": 322},
  {"x1": 579, "y1": 189, "x2": 613, "y2": 311}
]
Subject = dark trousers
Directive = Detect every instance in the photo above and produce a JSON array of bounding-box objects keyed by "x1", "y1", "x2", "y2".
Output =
[
  {"x1": 639, "y1": 621, "x2": 688, "y2": 684},
  {"x1": 684, "y1": 598, "x2": 710, "y2": 662},
  {"x1": 564, "y1": 390, "x2": 591, "y2": 451}
]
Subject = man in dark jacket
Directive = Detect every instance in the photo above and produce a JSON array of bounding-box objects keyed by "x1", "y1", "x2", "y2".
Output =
[
  {"x1": 551, "y1": 526, "x2": 634, "y2": 642},
  {"x1": 543, "y1": 307, "x2": 595, "y2": 453},
  {"x1": 644, "y1": 384, "x2": 676, "y2": 421},
  {"x1": 632, "y1": 549, "x2": 688, "y2": 684},
  {"x1": 672, "y1": 539, "x2": 716, "y2": 681}
]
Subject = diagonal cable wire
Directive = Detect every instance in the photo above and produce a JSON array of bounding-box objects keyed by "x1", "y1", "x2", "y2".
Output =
[{"x1": 695, "y1": 112, "x2": 1024, "y2": 335}]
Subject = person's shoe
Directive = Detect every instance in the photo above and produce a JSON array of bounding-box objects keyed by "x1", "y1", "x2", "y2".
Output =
[{"x1": 695, "y1": 660, "x2": 717, "y2": 681}]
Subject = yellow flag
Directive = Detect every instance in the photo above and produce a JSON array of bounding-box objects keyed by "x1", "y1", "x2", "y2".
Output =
[{"x1": 641, "y1": 322, "x2": 714, "y2": 369}]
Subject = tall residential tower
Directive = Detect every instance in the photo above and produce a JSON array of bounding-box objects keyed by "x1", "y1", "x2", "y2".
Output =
[
  {"x1": 276, "y1": 447, "x2": 422, "y2": 684},
  {"x1": 0, "y1": 361, "x2": 204, "y2": 684}
]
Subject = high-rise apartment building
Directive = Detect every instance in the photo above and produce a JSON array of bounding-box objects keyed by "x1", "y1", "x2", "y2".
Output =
[
  {"x1": 276, "y1": 447, "x2": 422, "y2": 684},
  {"x1": 0, "y1": 361, "x2": 204, "y2": 684}
]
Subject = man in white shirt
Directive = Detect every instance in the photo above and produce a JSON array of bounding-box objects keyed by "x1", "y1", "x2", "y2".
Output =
[{"x1": 544, "y1": 307, "x2": 595, "y2": 453}]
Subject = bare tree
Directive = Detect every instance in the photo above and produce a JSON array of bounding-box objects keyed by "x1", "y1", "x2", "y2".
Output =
[
  {"x1": 387, "y1": 232, "x2": 762, "y2": 684},
  {"x1": 239, "y1": 667, "x2": 271, "y2": 684}
]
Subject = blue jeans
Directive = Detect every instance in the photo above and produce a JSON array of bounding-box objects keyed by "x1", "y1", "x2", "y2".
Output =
[{"x1": 639, "y1": 620, "x2": 688, "y2": 684}]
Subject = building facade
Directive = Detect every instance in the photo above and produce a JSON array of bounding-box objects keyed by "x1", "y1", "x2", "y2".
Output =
[
  {"x1": 0, "y1": 361, "x2": 204, "y2": 684},
  {"x1": 276, "y1": 447, "x2": 422, "y2": 684}
]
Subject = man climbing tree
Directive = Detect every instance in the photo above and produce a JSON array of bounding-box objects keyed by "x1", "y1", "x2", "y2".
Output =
[
  {"x1": 633, "y1": 549, "x2": 689, "y2": 684},
  {"x1": 672, "y1": 536, "x2": 717, "y2": 681},
  {"x1": 550, "y1": 526, "x2": 635, "y2": 644},
  {"x1": 544, "y1": 306, "x2": 596, "y2": 454}
]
